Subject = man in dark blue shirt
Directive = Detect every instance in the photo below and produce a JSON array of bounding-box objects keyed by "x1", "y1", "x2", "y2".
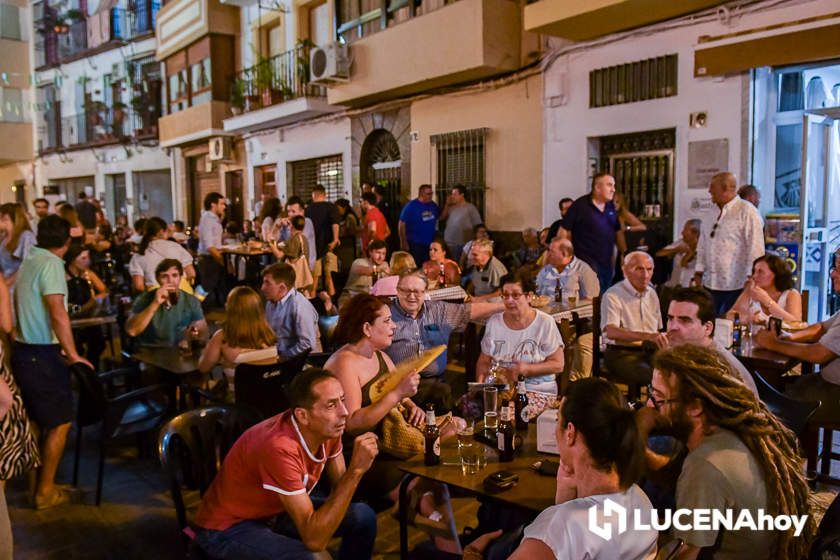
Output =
[
  {"x1": 398, "y1": 184, "x2": 440, "y2": 266},
  {"x1": 560, "y1": 172, "x2": 620, "y2": 294}
]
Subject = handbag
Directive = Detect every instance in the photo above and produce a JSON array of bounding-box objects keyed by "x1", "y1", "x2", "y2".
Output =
[
  {"x1": 286, "y1": 234, "x2": 313, "y2": 289},
  {"x1": 379, "y1": 403, "x2": 452, "y2": 459}
]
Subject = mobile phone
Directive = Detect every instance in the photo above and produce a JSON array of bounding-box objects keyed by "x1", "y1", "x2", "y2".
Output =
[{"x1": 483, "y1": 470, "x2": 519, "y2": 492}]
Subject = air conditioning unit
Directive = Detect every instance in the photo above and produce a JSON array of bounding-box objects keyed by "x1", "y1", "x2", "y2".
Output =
[
  {"x1": 208, "y1": 136, "x2": 232, "y2": 161},
  {"x1": 310, "y1": 43, "x2": 350, "y2": 84}
]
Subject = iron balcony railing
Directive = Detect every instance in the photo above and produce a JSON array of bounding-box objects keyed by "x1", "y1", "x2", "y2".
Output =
[
  {"x1": 39, "y1": 107, "x2": 158, "y2": 153},
  {"x1": 58, "y1": 20, "x2": 87, "y2": 58},
  {"x1": 232, "y1": 43, "x2": 327, "y2": 114}
]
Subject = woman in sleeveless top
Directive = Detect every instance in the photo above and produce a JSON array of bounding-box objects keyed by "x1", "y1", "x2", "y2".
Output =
[
  {"x1": 198, "y1": 286, "x2": 277, "y2": 396},
  {"x1": 325, "y1": 293, "x2": 462, "y2": 553},
  {"x1": 726, "y1": 253, "x2": 802, "y2": 324},
  {"x1": 128, "y1": 217, "x2": 196, "y2": 294}
]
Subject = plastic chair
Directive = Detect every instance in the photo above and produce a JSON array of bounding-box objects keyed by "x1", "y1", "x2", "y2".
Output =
[
  {"x1": 158, "y1": 406, "x2": 260, "y2": 550},
  {"x1": 71, "y1": 363, "x2": 170, "y2": 505},
  {"x1": 810, "y1": 491, "x2": 840, "y2": 559},
  {"x1": 751, "y1": 369, "x2": 819, "y2": 437}
]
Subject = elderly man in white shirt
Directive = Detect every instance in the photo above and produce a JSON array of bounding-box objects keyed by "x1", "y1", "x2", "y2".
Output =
[
  {"x1": 692, "y1": 172, "x2": 765, "y2": 316},
  {"x1": 536, "y1": 238, "x2": 600, "y2": 380},
  {"x1": 600, "y1": 251, "x2": 665, "y2": 398}
]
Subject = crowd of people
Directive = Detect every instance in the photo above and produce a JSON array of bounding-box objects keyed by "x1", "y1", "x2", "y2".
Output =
[{"x1": 0, "y1": 169, "x2": 838, "y2": 560}]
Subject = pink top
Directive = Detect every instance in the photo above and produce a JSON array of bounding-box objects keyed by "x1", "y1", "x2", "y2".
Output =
[{"x1": 370, "y1": 275, "x2": 399, "y2": 296}]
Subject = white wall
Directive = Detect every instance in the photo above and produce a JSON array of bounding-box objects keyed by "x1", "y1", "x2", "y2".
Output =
[
  {"x1": 541, "y1": 0, "x2": 840, "y2": 236},
  {"x1": 243, "y1": 116, "x2": 352, "y2": 211}
]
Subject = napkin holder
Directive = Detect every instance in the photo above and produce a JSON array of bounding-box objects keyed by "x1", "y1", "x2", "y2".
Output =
[
  {"x1": 714, "y1": 318, "x2": 733, "y2": 349},
  {"x1": 536, "y1": 408, "x2": 559, "y2": 455}
]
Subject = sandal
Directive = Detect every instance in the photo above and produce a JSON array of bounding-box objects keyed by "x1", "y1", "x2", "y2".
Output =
[{"x1": 34, "y1": 487, "x2": 72, "y2": 510}]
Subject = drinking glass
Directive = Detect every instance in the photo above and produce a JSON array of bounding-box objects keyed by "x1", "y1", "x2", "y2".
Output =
[{"x1": 483, "y1": 387, "x2": 498, "y2": 430}]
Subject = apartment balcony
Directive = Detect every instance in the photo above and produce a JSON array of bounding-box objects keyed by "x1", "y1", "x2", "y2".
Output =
[
  {"x1": 38, "y1": 107, "x2": 159, "y2": 155},
  {"x1": 0, "y1": 123, "x2": 33, "y2": 165},
  {"x1": 88, "y1": 6, "x2": 158, "y2": 50},
  {"x1": 158, "y1": 100, "x2": 229, "y2": 147},
  {"x1": 223, "y1": 44, "x2": 341, "y2": 134},
  {"x1": 57, "y1": 20, "x2": 87, "y2": 59},
  {"x1": 523, "y1": 0, "x2": 728, "y2": 40},
  {"x1": 325, "y1": 0, "x2": 523, "y2": 107}
]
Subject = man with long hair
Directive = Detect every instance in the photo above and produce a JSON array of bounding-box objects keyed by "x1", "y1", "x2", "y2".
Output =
[{"x1": 643, "y1": 344, "x2": 814, "y2": 559}]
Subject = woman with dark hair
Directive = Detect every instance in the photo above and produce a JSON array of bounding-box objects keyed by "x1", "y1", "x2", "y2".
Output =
[
  {"x1": 335, "y1": 198, "x2": 360, "y2": 271},
  {"x1": 0, "y1": 203, "x2": 36, "y2": 285},
  {"x1": 422, "y1": 235, "x2": 461, "y2": 289},
  {"x1": 58, "y1": 204, "x2": 85, "y2": 246},
  {"x1": 726, "y1": 253, "x2": 802, "y2": 323},
  {"x1": 465, "y1": 377, "x2": 656, "y2": 560},
  {"x1": 64, "y1": 244, "x2": 108, "y2": 369},
  {"x1": 128, "y1": 216, "x2": 195, "y2": 293},
  {"x1": 258, "y1": 196, "x2": 283, "y2": 243}
]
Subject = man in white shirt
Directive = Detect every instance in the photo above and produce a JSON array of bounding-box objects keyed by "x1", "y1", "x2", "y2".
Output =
[
  {"x1": 536, "y1": 238, "x2": 599, "y2": 380},
  {"x1": 600, "y1": 251, "x2": 664, "y2": 398},
  {"x1": 692, "y1": 172, "x2": 764, "y2": 316},
  {"x1": 664, "y1": 286, "x2": 758, "y2": 396},
  {"x1": 197, "y1": 192, "x2": 227, "y2": 308}
]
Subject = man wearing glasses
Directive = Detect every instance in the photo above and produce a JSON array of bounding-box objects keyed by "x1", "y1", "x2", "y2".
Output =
[
  {"x1": 755, "y1": 249, "x2": 840, "y2": 424},
  {"x1": 691, "y1": 172, "x2": 764, "y2": 315},
  {"x1": 387, "y1": 270, "x2": 503, "y2": 410}
]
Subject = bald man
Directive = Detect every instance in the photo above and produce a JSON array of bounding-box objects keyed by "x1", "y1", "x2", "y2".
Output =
[{"x1": 692, "y1": 172, "x2": 765, "y2": 315}]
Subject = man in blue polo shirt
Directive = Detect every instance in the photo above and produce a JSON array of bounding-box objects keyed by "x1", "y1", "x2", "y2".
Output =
[
  {"x1": 560, "y1": 172, "x2": 621, "y2": 294},
  {"x1": 398, "y1": 184, "x2": 440, "y2": 267}
]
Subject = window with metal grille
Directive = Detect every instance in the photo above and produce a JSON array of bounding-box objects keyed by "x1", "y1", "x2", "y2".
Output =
[
  {"x1": 431, "y1": 128, "x2": 488, "y2": 217},
  {"x1": 589, "y1": 54, "x2": 677, "y2": 108},
  {"x1": 288, "y1": 154, "x2": 343, "y2": 201}
]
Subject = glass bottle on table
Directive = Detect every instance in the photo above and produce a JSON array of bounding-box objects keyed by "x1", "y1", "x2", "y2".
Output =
[
  {"x1": 514, "y1": 375, "x2": 529, "y2": 431},
  {"x1": 497, "y1": 401, "x2": 515, "y2": 462},
  {"x1": 424, "y1": 404, "x2": 441, "y2": 466}
]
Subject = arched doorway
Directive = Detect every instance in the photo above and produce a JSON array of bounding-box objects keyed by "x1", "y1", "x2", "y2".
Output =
[{"x1": 360, "y1": 129, "x2": 401, "y2": 249}]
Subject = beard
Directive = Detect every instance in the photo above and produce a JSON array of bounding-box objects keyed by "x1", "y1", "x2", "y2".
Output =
[{"x1": 662, "y1": 404, "x2": 694, "y2": 443}]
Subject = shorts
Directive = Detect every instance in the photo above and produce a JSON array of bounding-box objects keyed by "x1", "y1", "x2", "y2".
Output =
[
  {"x1": 313, "y1": 252, "x2": 339, "y2": 276},
  {"x1": 11, "y1": 342, "x2": 73, "y2": 430}
]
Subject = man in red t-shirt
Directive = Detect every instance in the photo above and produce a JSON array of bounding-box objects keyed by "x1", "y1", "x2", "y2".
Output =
[
  {"x1": 360, "y1": 192, "x2": 390, "y2": 251},
  {"x1": 194, "y1": 369, "x2": 379, "y2": 559}
]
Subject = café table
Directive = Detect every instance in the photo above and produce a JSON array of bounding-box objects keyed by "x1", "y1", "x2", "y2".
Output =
[
  {"x1": 731, "y1": 335, "x2": 800, "y2": 390},
  {"x1": 221, "y1": 244, "x2": 274, "y2": 284},
  {"x1": 71, "y1": 314, "x2": 118, "y2": 357},
  {"x1": 130, "y1": 345, "x2": 202, "y2": 409},
  {"x1": 398, "y1": 423, "x2": 555, "y2": 559}
]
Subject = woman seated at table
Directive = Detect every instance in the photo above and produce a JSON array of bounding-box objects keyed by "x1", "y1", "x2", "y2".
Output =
[
  {"x1": 422, "y1": 235, "x2": 461, "y2": 289},
  {"x1": 128, "y1": 216, "x2": 196, "y2": 294},
  {"x1": 337, "y1": 240, "x2": 389, "y2": 310},
  {"x1": 370, "y1": 251, "x2": 416, "y2": 297},
  {"x1": 476, "y1": 274, "x2": 564, "y2": 394},
  {"x1": 463, "y1": 377, "x2": 656, "y2": 560},
  {"x1": 198, "y1": 286, "x2": 277, "y2": 395},
  {"x1": 65, "y1": 244, "x2": 109, "y2": 369},
  {"x1": 324, "y1": 293, "x2": 460, "y2": 551},
  {"x1": 725, "y1": 253, "x2": 802, "y2": 324}
]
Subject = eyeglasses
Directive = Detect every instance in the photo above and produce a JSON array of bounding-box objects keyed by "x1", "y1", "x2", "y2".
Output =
[
  {"x1": 501, "y1": 292, "x2": 525, "y2": 300},
  {"x1": 647, "y1": 385, "x2": 679, "y2": 409},
  {"x1": 397, "y1": 288, "x2": 425, "y2": 297}
]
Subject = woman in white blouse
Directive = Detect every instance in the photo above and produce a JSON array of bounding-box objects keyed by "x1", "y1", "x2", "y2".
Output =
[
  {"x1": 128, "y1": 217, "x2": 195, "y2": 293},
  {"x1": 258, "y1": 196, "x2": 283, "y2": 243},
  {"x1": 725, "y1": 253, "x2": 802, "y2": 324}
]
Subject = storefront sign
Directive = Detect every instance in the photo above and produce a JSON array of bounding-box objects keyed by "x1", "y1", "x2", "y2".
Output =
[{"x1": 687, "y1": 139, "x2": 728, "y2": 189}]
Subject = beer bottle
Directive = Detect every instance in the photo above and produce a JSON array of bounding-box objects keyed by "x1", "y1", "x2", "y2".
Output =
[
  {"x1": 514, "y1": 376, "x2": 529, "y2": 431},
  {"x1": 554, "y1": 278, "x2": 563, "y2": 303},
  {"x1": 424, "y1": 404, "x2": 441, "y2": 466},
  {"x1": 732, "y1": 312, "x2": 742, "y2": 349},
  {"x1": 497, "y1": 401, "x2": 515, "y2": 462},
  {"x1": 438, "y1": 262, "x2": 446, "y2": 288}
]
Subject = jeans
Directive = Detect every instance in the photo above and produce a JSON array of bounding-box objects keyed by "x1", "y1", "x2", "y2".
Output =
[{"x1": 195, "y1": 499, "x2": 376, "y2": 560}]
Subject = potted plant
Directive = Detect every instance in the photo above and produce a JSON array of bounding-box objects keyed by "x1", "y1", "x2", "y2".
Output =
[
  {"x1": 254, "y1": 58, "x2": 276, "y2": 107},
  {"x1": 230, "y1": 78, "x2": 246, "y2": 115}
]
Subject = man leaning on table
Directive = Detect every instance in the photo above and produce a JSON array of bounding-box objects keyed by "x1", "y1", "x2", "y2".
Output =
[
  {"x1": 536, "y1": 238, "x2": 600, "y2": 380},
  {"x1": 755, "y1": 248, "x2": 840, "y2": 423},
  {"x1": 125, "y1": 259, "x2": 207, "y2": 347},
  {"x1": 194, "y1": 368, "x2": 379, "y2": 560}
]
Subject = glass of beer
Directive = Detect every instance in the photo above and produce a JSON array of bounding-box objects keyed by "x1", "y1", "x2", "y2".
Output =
[{"x1": 483, "y1": 387, "x2": 498, "y2": 431}]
